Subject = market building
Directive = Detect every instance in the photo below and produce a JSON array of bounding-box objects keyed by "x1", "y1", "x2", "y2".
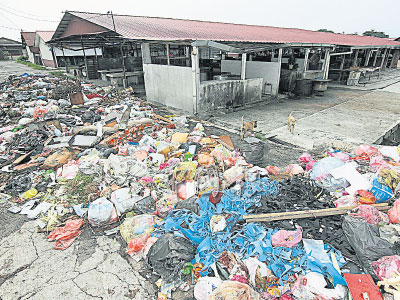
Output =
[
  {"x1": 49, "y1": 11, "x2": 400, "y2": 115},
  {"x1": 0, "y1": 37, "x2": 23, "y2": 60}
]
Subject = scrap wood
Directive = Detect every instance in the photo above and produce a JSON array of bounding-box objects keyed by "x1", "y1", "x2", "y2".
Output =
[
  {"x1": 152, "y1": 113, "x2": 173, "y2": 124},
  {"x1": 219, "y1": 135, "x2": 234, "y2": 150},
  {"x1": 244, "y1": 203, "x2": 391, "y2": 222}
]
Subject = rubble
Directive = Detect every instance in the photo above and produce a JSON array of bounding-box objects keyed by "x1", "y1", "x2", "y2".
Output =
[{"x1": 2, "y1": 72, "x2": 400, "y2": 300}]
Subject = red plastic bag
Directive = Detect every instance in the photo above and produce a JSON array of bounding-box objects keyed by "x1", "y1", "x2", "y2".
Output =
[
  {"x1": 355, "y1": 190, "x2": 376, "y2": 205},
  {"x1": 388, "y1": 198, "x2": 400, "y2": 224},
  {"x1": 306, "y1": 160, "x2": 316, "y2": 171},
  {"x1": 126, "y1": 234, "x2": 149, "y2": 254},
  {"x1": 48, "y1": 219, "x2": 84, "y2": 250},
  {"x1": 271, "y1": 227, "x2": 302, "y2": 248}
]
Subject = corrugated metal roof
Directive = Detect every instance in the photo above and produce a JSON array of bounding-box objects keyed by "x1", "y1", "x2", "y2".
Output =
[
  {"x1": 67, "y1": 11, "x2": 400, "y2": 47},
  {"x1": 21, "y1": 32, "x2": 36, "y2": 47},
  {"x1": 36, "y1": 31, "x2": 55, "y2": 43}
]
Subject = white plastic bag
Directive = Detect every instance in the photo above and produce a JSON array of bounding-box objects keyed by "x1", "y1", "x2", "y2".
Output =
[
  {"x1": 88, "y1": 197, "x2": 118, "y2": 226},
  {"x1": 110, "y1": 188, "x2": 140, "y2": 215},
  {"x1": 194, "y1": 277, "x2": 223, "y2": 300}
]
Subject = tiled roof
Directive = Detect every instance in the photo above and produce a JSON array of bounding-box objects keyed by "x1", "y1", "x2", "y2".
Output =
[
  {"x1": 66, "y1": 11, "x2": 400, "y2": 47},
  {"x1": 36, "y1": 31, "x2": 56, "y2": 43},
  {"x1": 21, "y1": 32, "x2": 36, "y2": 47}
]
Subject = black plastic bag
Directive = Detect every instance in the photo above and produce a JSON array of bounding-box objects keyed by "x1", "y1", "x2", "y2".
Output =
[
  {"x1": 241, "y1": 140, "x2": 264, "y2": 166},
  {"x1": 342, "y1": 215, "x2": 397, "y2": 279},
  {"x1": 174, "y1": 196, "x2": 200, "y2": 215},
  {"x1": 147, "y1": 233, "x2": 196, "y2": 283}
]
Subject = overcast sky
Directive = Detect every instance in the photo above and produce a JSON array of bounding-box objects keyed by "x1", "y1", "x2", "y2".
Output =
[{"x1": 1, "y1": 0, "x2": 399, "y2": 41}]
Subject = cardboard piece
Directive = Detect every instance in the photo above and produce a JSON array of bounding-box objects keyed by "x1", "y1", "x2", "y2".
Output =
[
  {"x1": 171, "y1": 133, "x2": 189, "y2": 143},
  {"x1": 219, "y1": 135, "x2": 234, "y2": 150},
  {"x1": 330, "y1": 163, "x2": 370, "y2": 196}
]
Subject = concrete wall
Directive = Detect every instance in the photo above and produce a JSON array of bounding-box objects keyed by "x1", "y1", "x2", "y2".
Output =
[
  {"x1": 143, "y1": 64, "x2": 193, "y2": 113},
  {"x1": 198, "y1": 78, "x2": 262, "y2": 113},
  {"x1": 221, "y1": 60, "x2": 281, "y2": 95},
  {"x1": 26, "y1": 46, "x2": 35, "y2": 64},
  {"x1": 98, "y1": 57, "x2": 142, "y2": 71},
  {"x1": 38, "y1": 37, "x2": 53, "y2": 62}
]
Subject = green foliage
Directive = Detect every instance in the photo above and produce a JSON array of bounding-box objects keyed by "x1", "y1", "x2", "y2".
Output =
[
  {"x1": 318, "y1": 29, "x2": 334, "y2": 33},
  {"x1": 255, "y1": 132, "x2": 267, "y2": 142},
  {"x1": 363, "y1": 30, "x2": 389, "y2": 38}
]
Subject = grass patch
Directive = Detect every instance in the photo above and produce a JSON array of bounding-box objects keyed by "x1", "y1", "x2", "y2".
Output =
[
  {"x1": 16, "y1": 57, "x2": 46, "y2": 70},
  {"x1": 65, "y1": 172, "x2": 98, "y2": 205},
  {"x1": 255, "y1": 132, "x2": 267, "y2": 142}
]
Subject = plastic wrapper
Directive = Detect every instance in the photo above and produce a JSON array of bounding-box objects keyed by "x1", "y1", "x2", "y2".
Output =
[
  {"x1": 223, "y1": 165, "x2": 244, "y2": 186},
  {"x1": 173, "y1": 161, "x2": 197, "y2": 182},
  {"x1": 380, "y1": 146, "x2": 400, "y2": 162},
  {"x1": 328, "y1": 151, "x2": 350, "y2": 162},
  {"x1": 110, "y1": 188, "x2": 140, "y2": 215},
  {"x1": 120, "y1": 214, "x2": 156, "y2": 243},
  {"x1": 198, "y1": 153, "x2": 215, "y2": 167},
  {"x1": 283, "y1": 164, "x2": 304, "y2": 177},
  {"x1": 350, "y1": 205, "x2": 389, "y2": 225},
  {"x1": 334, "y1": 195, "x2": 357, "y2": 208},
  {"x1": 57, "y1": 161, "x2": 79, "y2": 180},
  {"x1": 271, "y1": 227, "x2": 302, "y2": 248},
  {"x1": 343, "y1": 215, "x2": 396, "y2": 278},
  {"x1": 371, "y1": 179, "x2": 394, "y2": 203},
  {"x1": 87, "y1": 198, "x2": 118, "y2": 227},
  {"x1": 209, "y1": 281, "x2": 260, "y2": 300}
]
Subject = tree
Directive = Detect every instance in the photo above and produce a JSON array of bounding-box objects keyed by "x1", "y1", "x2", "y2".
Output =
[
  {"x1": 318, "y1": 29, "x2": 334, "y2": 33},
  {"x1": 363, "y1": 30, "x2": 389, "y2": 38}
]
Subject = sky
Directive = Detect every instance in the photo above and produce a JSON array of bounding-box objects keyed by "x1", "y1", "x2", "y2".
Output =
[{"x1": 1, "y1": 0, "x2": 399, "y2": 41}]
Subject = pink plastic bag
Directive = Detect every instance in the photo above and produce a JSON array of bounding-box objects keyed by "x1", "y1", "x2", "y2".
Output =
[
  {"x1": 354, "y1": 144, "x2": 378, "y2": 156},
  {"x1": 284, "y1": 164, "x2": 304, "y2": 176},
  {"x1": 48, "y1": 219, "x2": 84, "y2": 250},
  {"x1": 299, "y1": 152, "x2": 313, "y2": 163},
  {"x1": 388, "y1": 198, "x2": 400, "y2": 224},
  {"x1": 271, "y1": 227, "x2": 302, "y2": 248},
  {"x1": 370, "y1": 155, "x2": 390, "y2": 172},
  {"x1": 350, "y1": 205, "x2": 389, "y2": 225},
  {"x1": 328, "y1": 151, "x2": 350, "y2": 162},
  {"x1": 306, "y1": 160, "x2": 316, "y2": 171},
  {"x1": 371, "y1": 255, "x2": 400, "y2": 280},
  {"x1": 266, "y1": 166, "x2": 281, "y2": 176}
]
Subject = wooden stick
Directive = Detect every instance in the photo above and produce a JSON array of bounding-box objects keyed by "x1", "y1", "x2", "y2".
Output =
[
  {"x1": 244, "y1": 203, "x2": 391, "y2": 222},
  {"x1": 153, "y1": 113, "x2": 173, "y2": 124}
]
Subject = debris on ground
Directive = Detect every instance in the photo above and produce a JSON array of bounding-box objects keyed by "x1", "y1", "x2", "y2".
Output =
[{"x1": 2, "y1": 73, "x2": 400, "y2": 299}]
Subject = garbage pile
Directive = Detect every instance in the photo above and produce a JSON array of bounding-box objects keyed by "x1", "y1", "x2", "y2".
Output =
[{"x1": 2, "y1": 73, "x2": 400, "y2": 300}]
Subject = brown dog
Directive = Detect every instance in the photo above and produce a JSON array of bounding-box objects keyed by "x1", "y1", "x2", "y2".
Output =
[
  {"x1": 288, "y1": 111, "x2": 296, "y2": 134},
  {"x1": 240, "y1": 116, "x2": 257, "y2": 139}
]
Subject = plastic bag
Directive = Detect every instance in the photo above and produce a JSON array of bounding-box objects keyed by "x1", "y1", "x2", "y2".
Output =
[
  {"x1": 299, "y1": 152, "x2": 313, "y2": 163},
  {"x1": 87, "y1": 198, "x2": 118, "y2": 227},
  {"x1": 380, "y1": 146, "x2": 400, "y2": 162},
  {"x1": 300, "y1": 272, "x2": 346, "y2": 300},
  {"x1": 223, "y1": 165, "x2": 244, "y2": 186},
  {"x1": 57, "y1": 161, "x2": 79, "y2": 180},
  {"x1": 110, "y1": 188, "x2": 140, "y2": 215},
  {"x1": 147, "y1": 233, "x2": 196, "y2": 283},
  {"x1": 371, "y1": 179, "x2": 394, "y2": 203},
  {"x1": 198, "y1": 153, "x2": 215, "y2": 167},
  {"x1": 379, "y1": 224, "x2": 400, "y2": 244},
  {"x1": 48, "y1": 219, "x2": 84, "y2": 250},
  {"x1": 388, "y1": 199, "x2": 400, "y2": 224},
  {"x1": 271, "y1": 227, "x2": 302, "y2": 248},
  {"x1": 306, "y1": 160, "x2": 316, "y2": 171},
  {"x1": 355, "y1": 190, "x2": 376, "y2": 205},
  {"x1": 372, "y1": 256, "x2": 400, "y2": 280},
  {"x1": 194, "y1": 277, "x2": 223, "y2": 300},
  {"x1": 343, "y1": 215, "x2": 396, "y2": 278},
  {"x1": 120, "y1": 214, "x2": 156, "y2": 243},
  {"x1": 209, "y1": 281, "x2": 260, "y2": 300},
  {"x1": 329, "y1": 151, "x2": 350, "y2": 162},
  {"x1": 241, "y1": 141, "x2": 264, "y2": 166},
  {"x1": 173, "y1": 161, "x2": 197, "y2": 182},
  {"x1": 350, "y1": 205, "x2": 389, "y2": 225},
  {"x1": 284, "y1": 164, "x2": 304, "y2": 176},
  {"x1": 266, "y1": 166, "x2": 281, "y2": 176},
  {"x1": 310, "y1": 157, "x2": 344, "y2": 181},
  {"x1": 334, "y1": 195, "x2": 357, "y2": 208},
  {"x1": 354, "y1": 144, "x2": 378, "y2": 157}
]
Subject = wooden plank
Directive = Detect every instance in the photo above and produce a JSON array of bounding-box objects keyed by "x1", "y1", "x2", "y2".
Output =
[
  {"x1": 152, "y1": 113, "x2": 173, "y2": 124},
  {"x1": 244, "y1": 203, "x2": 391, "y2": 222}
]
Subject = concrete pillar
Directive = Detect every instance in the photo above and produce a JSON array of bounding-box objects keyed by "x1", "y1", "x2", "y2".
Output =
[
  {"x1": 191, "y1": 46, "x2": 200, "y2": 115},
  {"x1": 365, "y1": 49, "x2": 372, "y2": 66},
  {"x1": 166, "y1": 44, "x2": 170, "y2": 65},
  {"x1": 241, "y1": 53, "x2": 247, "y2": 80},
  {"x1": 303, "y1": 49, "x2": 310, "y2": 72},
  {"x1": 380, "y1": 48, "x2": 388, "y2": 70},
  {"x1": 352, "y1": 50, "x2": 359, "y2": 67},
  {"x1": 276, "y1": 48, "x2": 283, "y2": 95},
  {"x1": 373, "y1": 49, "x2": 379, "y2": 67},
  {"x1": 323, "y1": 50, "x2": 331, "y2": 80},
  {"x1": 141, "y1": 43, "x2": 151, "y2": 64}
]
